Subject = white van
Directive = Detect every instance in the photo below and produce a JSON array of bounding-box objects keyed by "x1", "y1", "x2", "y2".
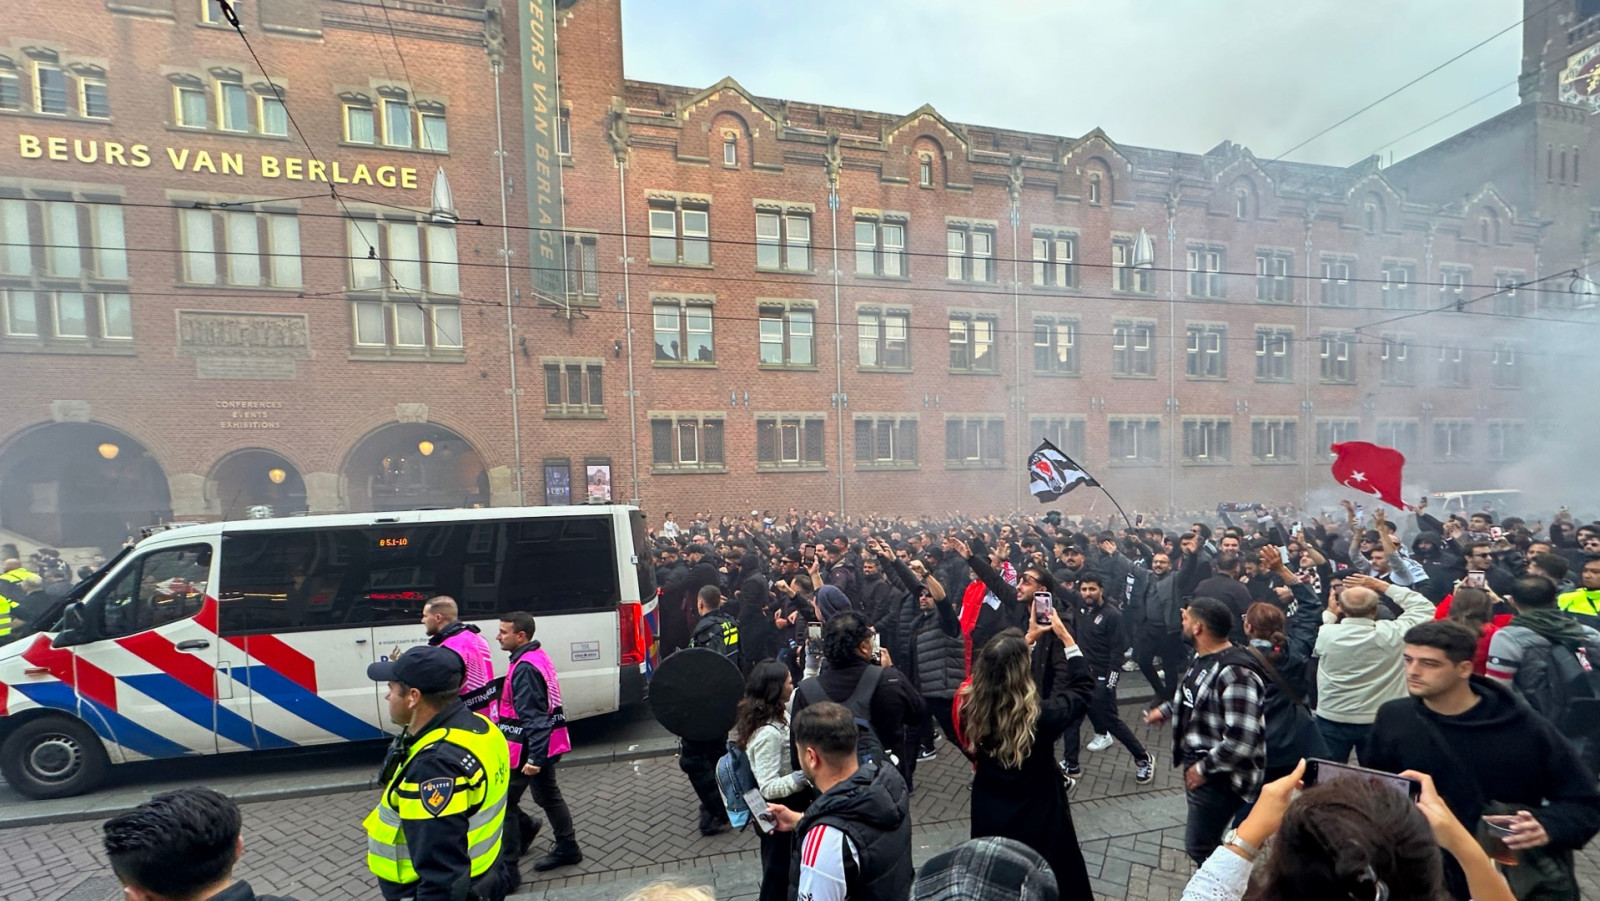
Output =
[
  {"x1": 1430, "y1": 489, "x2": 1523, "y2": 519},
  {"x1": 0, "y1": 505, "x2": 657, "y2": 799}
]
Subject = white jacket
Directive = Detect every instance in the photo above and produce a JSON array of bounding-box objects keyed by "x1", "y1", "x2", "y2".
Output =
[
  {"x1": 1313, "y1": 584, "x2": 1436, "y2": 725},
  {"x1": 747, "y1": 718, "x2": 808, "y2": 801}
]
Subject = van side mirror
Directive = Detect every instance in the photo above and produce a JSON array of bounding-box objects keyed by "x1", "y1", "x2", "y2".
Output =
[{"x1": 52, "y1": 603, "x2": 87, "y2": 647}]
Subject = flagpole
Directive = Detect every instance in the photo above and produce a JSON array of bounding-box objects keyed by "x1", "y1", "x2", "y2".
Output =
[{"x1": 1097, "y1": 486, "x2": 1136, "y2": 534}]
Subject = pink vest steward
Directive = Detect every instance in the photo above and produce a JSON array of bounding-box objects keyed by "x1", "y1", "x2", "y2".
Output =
[{"x1": 493, "y1": 645, "x2": 572, "y2": 767}]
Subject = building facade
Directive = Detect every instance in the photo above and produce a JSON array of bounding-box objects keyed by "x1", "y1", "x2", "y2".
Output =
[{"x1": 0, "y1": 0, "x2": 1570, "y2": 554}]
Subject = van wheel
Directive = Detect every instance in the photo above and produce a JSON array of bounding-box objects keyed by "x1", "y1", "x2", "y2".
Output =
[{"x1": 1, "y1": 716, "x2": 110, "y2": 799}]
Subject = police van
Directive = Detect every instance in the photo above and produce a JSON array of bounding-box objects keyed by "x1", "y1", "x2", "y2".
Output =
[{"x1": 0, "y1": 505, "x2": 658, "y2": 799}]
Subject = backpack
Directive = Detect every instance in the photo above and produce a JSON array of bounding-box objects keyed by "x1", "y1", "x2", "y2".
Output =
[
  {"x1": 692, "y1": 610, "x2": 744, "y2": 673},
  {"x1": 714, "y1": 739, "x2": 758, "y2": 829},
  {"x1": 797, "y1": 666, "x2": 893, "y2": 768},
  {"x1": 1513, "y1": 632, "x2": 1600, "y2": 738}
]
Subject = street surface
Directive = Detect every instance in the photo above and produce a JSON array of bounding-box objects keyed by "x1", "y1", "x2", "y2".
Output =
[{"x1": 5, "y1": 696, "x2": 1599, "y2": 901}]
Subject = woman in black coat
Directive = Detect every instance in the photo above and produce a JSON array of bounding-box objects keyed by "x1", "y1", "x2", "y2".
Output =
[{"x1": 956, "y1": 617, "x2": 1095, "y2": 896}]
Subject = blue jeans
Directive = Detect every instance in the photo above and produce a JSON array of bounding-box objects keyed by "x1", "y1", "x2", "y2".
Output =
[{"x1": 1314, "y1": 716, "x2": 1371, "y2": 764}]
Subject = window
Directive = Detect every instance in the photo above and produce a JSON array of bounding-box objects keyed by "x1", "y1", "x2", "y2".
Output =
[
  {"x1": 648, "y1": 199, "x2": 710, "y2": 265},
  {"x1": 1486, "y1": 421, "x2": 1527, "y2": 462},
  {"x1": 1319, "y1": 255, "x2": 1355, "y2": 307},
  {"x1": 557, "y1": 107, "x2": 571, "y2": 155},
  {"x1": 855, "y1": 218, "x2": 906, "y2": 277},
  {"x1": 2, "y1": 290, "x2": 130, "y2": 342},
  {"x1": 1112, "y1": 237, "x2": 1152, "y2": 293},
  {"x1": 543, "y1": 359, "x2": 604, "y2": 417},
  {"x1": 258, "y1": 91, "x2": 287, "y2": 136},
  {"x1": 1491, "y1": 341, "x2": 1520, "y2": 388},
  {"x1": 98, "y1": 544, "x2": 212, "y2": 638},
  {"x1": 1255, "y1": 327, "x2": 1292, "y2": 382},
  {"x1": 758, "y1": 303, "x2": 815, "y2": 367},
  {"x1": 1319, "y1": 330, "x2": 1354, "y2": 383},
  {"x1": 1376, "y1": 420, "x2": 1420, "y2": 458},
  {"x1": 1185, "y1": 324, "x2": 1226, "y2": 379},
  {"x1": 650, "y1": 414, "x2": 725, "y2": 472},
  {"x1": 1032, "y1": 230, "x2": 1077, "y2": 289},
  {"x1": 858, "y1": 307, "x2": 910, "y2": 370},
  {"x1": 218, "y1": 79, "x2": 249, "y2": 132},
  {"x1": 1435, "y1": 340, "x2": 1469, "y2": 387},
  {"x1": 945, "y1": 417, "x2": 1005, "y2": 468},
  {"x1": 346, "y1": 218, "x2": 462, "y2": 353},
  {"x1": 1187, "y1": 246, "x2": 1225, "y2": 298},
  {"x1": 1433, "y1": 421, "x2": 1472, "y2": 463},
  {"x1": 1316, "y1": 419, "x2": 1360, "y2": 458},
  {"x1": 344, "y1": 100, "x2": 375, "y2": 144},
  {"x1": 855, "y1": 416, "x2": 918, "y2": 469},
  {"x1": 175, "y1": 81, "x2": 207, "y2": 128},
  {"x1": 754, "y1": 209, "x2": 811, "y2": 272},
  {"x1": 181, "y1": 208, "x2": 302, "y2": 287},
  {"x1": 948, "y1": 312, "x2": 998, "y2": 372},
  {"x1": 418, "y1": 103, "x2": 448, "y2": 152},
  {"x1": 1, "y1": 197, "x2": 128, "y2": 281},
  {"x1": 1251, "y1": 419, "x2": 1297, "y2": 462},
  {"x1": 946, "y1": 225, "x2": 995, "y2": 282},
  {"x1": 0, "y1": 64, "x2": 19, "y2": 111},
  {"x1": 1087, "y1": 172, "x2": 1102, "y2": 205},
  {"x1": 723, "y1": 136, "x2": 737, "y2": 167},
  {"x1": 33, "y1": 61, "x2": 68, "y2": 115},
  {"x1": 1110, "y1": 418, "x2": 1160, "y2": 464},
  {"x1": 1255, "y1": 251, "x2": 1292, "y2": 303},
  {"x1": 202, "y1": 0, "x2": 227, "y2": 24},
  {"x1": 1380, "y1": 333, "x2": 1415, "y2": 385},
  {"x1": 1183, "y1": 419, "x2": 1232, "y2": 463},
  {"x1": 1380, "y1": 261, "x2": 1415, "y2": 309},
  {"x1": 563, "y1": 233, "x2": 598, "y2": 301},
  {"x1": 1493, "y1": 271, "x2": 1525, "y2": 317},
  {"x1": 1112, "y1": 319, "x2": 1156, "y2": 377},
  {"x1": 757, "y1": 415, "x2": 826, "y2": 469},
  {"x1": 918, "y1": 154, "x2": 934, "y2": 187},
  {"x1": 79, "y1": 77, "x2": 109, "y2": 119},
  {"x1": 1033, "y1": 316, "x2": 1080, "y2": 375},
  {"x1": 652, "y1": 295, "x2": 715, "y2": 364},
  {"x1": 1030, "y1": 417, "x2": 1087, "y2": 462},
  {"x1": 383, "y1": 96, "x2": 412, "y2": 147},
  {"x1": 1438, "y1": 265, "x2": 1470, "y2": 309}
]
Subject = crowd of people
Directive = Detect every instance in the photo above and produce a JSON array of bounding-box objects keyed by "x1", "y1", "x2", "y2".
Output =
[{"x1": 647, "y1": 501, "x2": 1600, "y2": 901}]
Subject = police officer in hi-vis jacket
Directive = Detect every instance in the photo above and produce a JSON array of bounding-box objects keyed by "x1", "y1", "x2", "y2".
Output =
[{"x1": 365, "y1": 646, "x2": 511, "y2": 901}]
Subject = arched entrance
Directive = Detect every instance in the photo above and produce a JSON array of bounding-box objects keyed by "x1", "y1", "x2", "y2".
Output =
[
  {"x1": 344, "y1": 423, "x2": 488, "y2": 512},
  {"x1": 211, "y1": 449, "x2": 308, "y2": 521},
  {"x1": 0, "y1": 423, "x2": 172, "y2": 554}
]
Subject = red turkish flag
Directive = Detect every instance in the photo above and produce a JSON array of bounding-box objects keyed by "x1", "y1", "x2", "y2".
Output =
[{"x1": 1330, "y1": 441, "x2": 1410, "y2": 510}]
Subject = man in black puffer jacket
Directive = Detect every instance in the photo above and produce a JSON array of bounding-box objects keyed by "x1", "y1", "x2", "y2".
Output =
[{"x1": 771, "y1": 702, "x2": 913, "y2": 901}]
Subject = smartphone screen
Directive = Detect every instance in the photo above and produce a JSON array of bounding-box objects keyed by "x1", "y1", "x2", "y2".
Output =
[
  {"x1": 806, "y1": 622, "x2": 822, "y2": 642},
  {"x1": 1464, "y1": 571, "x2": 1487, "y2": 589},
  {"x1": 1033, "y1": 591, "x2": 1052, "y2": 625},
  {"x1": 744, "y1": 788, "x2": 776, "y2": 833},
  {"x1": 1305, "y1": 758, "x2": 1420, "y2": 801}
]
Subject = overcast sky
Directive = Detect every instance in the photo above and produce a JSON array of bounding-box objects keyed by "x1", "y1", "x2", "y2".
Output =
[{"x1": 620, "y1": 0, "x2": 1526, "y2": 168}]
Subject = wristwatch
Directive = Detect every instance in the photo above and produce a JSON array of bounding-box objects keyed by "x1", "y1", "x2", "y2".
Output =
[{"x1": 1220, "y1": 827, "x2": 1259, "y2": 861}]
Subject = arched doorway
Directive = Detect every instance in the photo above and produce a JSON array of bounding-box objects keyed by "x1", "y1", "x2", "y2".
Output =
[
  {"x1": 211, "y1": 449, "x2": 308, "y2": 521},
  {"x1": 0, "y1": 423, "x2": 172, "y2": 554},
  {"x1": 345, "y1": 423, "x2": 488, "y2": 512}
]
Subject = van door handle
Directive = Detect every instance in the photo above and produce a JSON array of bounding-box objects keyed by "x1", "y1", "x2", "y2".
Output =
[
  {"x1": 355, "y1": 638, "x2": 368, "y2": 645},
  {"x1": 176, "y1": 639, "x2": 210, "y2": 651}
]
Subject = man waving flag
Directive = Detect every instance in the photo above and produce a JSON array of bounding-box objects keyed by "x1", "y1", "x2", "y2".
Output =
[{"x1": 1028, "y1": 439, "x2": 1097, "y2": 503}]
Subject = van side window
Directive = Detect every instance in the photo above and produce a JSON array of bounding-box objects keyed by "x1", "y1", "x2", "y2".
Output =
[
  {"x1": 98, "y1": 544, "x2": 213, "y2": 638},
  {"x1": 218, "y1": 519, "x2": 619, "y2": 636}
]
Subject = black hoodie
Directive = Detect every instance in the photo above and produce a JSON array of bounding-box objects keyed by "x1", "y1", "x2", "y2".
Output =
[
  {"x1": 788, "y1": 760, "x2": 912, "y2": 901},
  {"x1": 1364, "y1": 676, "x2": 1600, "y2": 898}
]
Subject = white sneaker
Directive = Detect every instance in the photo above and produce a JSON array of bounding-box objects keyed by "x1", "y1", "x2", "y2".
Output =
[{"x1": 1087, "y1": 733, "x2": 1113, "y2": 752}]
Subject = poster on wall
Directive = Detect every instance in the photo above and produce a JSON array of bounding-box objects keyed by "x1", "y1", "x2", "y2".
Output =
[
  {"x1": 544, "y1": 461, "x2": 570, "y2": 506},
  {"x1": 586, "y1": 464, "x2": 612, "y2": 502}
]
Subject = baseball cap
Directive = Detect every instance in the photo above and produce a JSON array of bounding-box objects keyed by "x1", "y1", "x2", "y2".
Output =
[
  {"x1": 781, "y1": 548, "x2": 805, "y2": 563},
  {"x1": 366, "y1": 645, "x2": 465, "y2": 694}
]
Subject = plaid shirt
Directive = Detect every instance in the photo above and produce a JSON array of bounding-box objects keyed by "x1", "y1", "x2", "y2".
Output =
[{"x1": 1160, "y1": 649, "x2": 1267, "y2": 799}]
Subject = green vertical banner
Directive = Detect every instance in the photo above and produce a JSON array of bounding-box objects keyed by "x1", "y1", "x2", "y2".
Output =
[{"x1": 520, "y1": 0, "x2": 566, "y2": 302}]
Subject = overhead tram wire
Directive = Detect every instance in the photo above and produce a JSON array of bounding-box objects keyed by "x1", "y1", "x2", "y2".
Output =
[
  {"x1": 1363, "y1": 77, "x2": 1520, "y2": 161},
  {"x1": 1267, "y1": 0, "x2": 1561, "y2": 164},
  {"x1": 49, "y1": 196, "x2": 1577, "y2": 304}
]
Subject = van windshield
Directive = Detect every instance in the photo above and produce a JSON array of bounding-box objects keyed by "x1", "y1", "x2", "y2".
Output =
[{"x1": 0, "y1": 546, "x2": 131, "y2": 646}]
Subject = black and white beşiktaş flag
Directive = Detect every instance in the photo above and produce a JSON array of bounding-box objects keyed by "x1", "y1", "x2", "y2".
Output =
[{"x1": 1028, "y1": 439, "x2": 1097, "y2": 503}]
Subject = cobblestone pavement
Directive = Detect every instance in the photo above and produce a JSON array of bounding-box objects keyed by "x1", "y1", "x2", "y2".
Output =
[{"x1": 7, "y1": 699, "x2": 1600, "y2": 900}]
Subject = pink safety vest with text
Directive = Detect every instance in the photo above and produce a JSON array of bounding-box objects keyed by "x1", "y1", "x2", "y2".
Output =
[{"x1": 493, "y1": 645, "x2": 572, "y2": 767}]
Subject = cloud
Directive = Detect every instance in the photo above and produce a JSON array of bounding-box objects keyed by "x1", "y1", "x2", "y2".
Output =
[{"x1": 621, "y1": 0, "x2": 1523, "y2": 166}]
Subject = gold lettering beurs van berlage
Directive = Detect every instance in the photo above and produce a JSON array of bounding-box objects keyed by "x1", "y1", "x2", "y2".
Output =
[{"x1": 14, "y1": 134, "x2": 419, "y2": 189}]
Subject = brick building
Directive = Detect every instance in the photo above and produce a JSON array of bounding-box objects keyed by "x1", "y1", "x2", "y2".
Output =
[{"x1": 0, "y1": 0, "x2": 1572, "y2": 554}]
